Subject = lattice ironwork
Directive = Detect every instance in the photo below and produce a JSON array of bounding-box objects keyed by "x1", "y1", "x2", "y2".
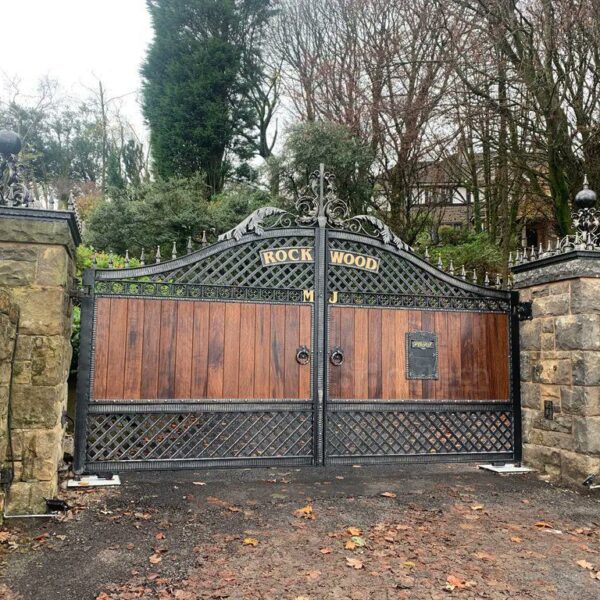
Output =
[
  {"x1": 86, "y1": 407, "x2": 314, "y2": 462},
  {"x1": 95, "y1": 235, "x2": 315, "y2": 292},
  {"x1": 328, "y1": 237, "x2": 510, "y2": 312},
  {"x1": 326, "y1": 405, "x2": 513, "y2": 457}
]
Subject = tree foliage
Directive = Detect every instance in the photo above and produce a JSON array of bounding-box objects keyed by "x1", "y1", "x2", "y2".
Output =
[{"x1": 141, "y1": 0, "x2": 277, "y2": 194}]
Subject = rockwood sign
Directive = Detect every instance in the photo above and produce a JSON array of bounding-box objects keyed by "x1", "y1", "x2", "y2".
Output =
[{"x1": 260, "y1": 246, "x2": 380, "y2": 272}]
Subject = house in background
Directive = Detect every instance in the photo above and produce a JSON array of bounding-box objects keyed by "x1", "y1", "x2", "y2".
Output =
[{"x1": 410, "y1": 154, "x2": 557, "y2": 248}]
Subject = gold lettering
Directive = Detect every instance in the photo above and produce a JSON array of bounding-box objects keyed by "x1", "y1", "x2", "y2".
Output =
[
  {"x1": 275, "y1": 249, "x2": 288, "y2": 262},
  {"x1": 365, "y1": 257, "x2": 379, "y2": 272},
  {"x1": 343, "y1": 253, "x2": 355, "y2": 265},
  {"x1": 262, "y1": 251, "x2": 276, "y2": 265},
  {"x1": 328, "y1": 291, "x2": 338, "y2": 304},
  {"x1": 287, "y1": 248, "x2": 299, "y2": 261},
  {"x1": 354, "y1": 255, "x2": 366, "y2": 268},
  {"x1": 303, "y1": 289, "x2": 315, "y2": 302},
  {"x1": 330, "y1": 250, "x2": 345, "y2": 264},
  {"x1": 301, "y1": 248, "x2": 313, "y2": 261}
]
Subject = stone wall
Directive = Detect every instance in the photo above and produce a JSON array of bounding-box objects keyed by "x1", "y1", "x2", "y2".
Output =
[
  {"x1": 0, "y1": 208, "x2": 79, "y2": 514},
  {"x1": 0, "y1": 287, "x2": 18, "y2": 518},
  {"x1": 514, "y1": 259, "x2": 600, "y2": 485}
]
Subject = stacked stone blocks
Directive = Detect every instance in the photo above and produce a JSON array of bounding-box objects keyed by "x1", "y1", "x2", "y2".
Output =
[
  {"x1": 0, "y1": 212, "x2": 76, "y2": 514},
  {"x1": 518, "y1": 275, "x2": 600, "y2": 484}
]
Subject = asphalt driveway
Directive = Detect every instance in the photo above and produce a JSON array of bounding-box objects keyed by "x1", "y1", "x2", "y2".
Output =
[{"x1": 1, "y1": 464, "x2": 599, "y2": 599}]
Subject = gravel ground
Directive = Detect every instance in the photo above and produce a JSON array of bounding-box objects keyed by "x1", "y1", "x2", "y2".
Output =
[{"x1": 1, "y1": 464, "x2": 599, "y2": 599}]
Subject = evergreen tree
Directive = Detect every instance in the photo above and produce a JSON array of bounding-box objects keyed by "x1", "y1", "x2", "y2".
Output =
[{"x1": 141, "y1": 0, "x2": 275, "y2": 195}]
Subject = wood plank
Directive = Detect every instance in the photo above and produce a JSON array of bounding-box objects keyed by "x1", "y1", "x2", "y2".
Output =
[
  {"x1": 140, "y1": 299, "x2": 161, "y2": 399},
  {"x1": 174, "y1": 301, "x2": 194, "y2": 399},
  {"x1": 328, "y1": 307, "x2": 341, "y2": 399},
  {"x1": 105, "y1": 298, "x2": 128, "y2": 399},
  {"x1": 381, "y1": 309, "x2": 396, "y2": 400},
  {"x1": 489, "y1": 313, "x2": 510, "y2": 400},
  {"x1": 238, "y1": 303, "x2": 256, "y2": 398},
  {"x1": 460, "y1": 312, "x2": 475, "y2": 400},
  {"x1": 434, "y1": 311, "x2": 449, "y2": 401},
  {"x1": 394, "y1": 310, "x2": 409, "y2": 400},
  {"x1": 368, "y1": 308, "x2": 383, "y2": 399},
  {"x1": 254, "y1": 304, "x2": 271, "y2": 398},
  {"x1": 123, "y1": 299, "x2": 145, "y2": 400},
  {"x1": 298, "y1": 305, "x2": 312, "y2": 400},
  {"x1": 407, "y1": 311, "x2": 423, "y2": 400},
  {"x1": 207, "y1": 302, "x2": 225, "y2": 398},
  {"x1": 354, "y1": 308, "x2": 369, "y2": 399},
  {"x1": 446, "y1": 312, "x2": 462, "y2": 400},
  {"x1": 284, "y1": 304, "x2": 300, "y2": 398},
  {"x1": 339, "y1": 307, "x2": 355, "y2": 400},
  {"x1": 190, "y1": 302, "x2": 210, "y2": 398},
  {"x1": 270, "y1": 304, "x2": 286, "y2": 398},
  {"x1": 222, "y1": 303, "x2": 241, "y2": 398},
  {"x1": 92, "y1": 298, "x2": 111, "y2": 400},
  {"x1": 157, "y1": 300, "x2": 178, "y2": 398}
]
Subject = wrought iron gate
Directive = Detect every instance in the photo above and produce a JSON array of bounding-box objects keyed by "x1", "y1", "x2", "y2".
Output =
[{"x1": 74, "y1": 171, "x2": 521, "y2": 474}]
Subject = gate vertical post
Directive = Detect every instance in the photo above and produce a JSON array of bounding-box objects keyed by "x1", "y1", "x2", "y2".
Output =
[
  {"x1": 73, "y1": 268, "x2": 95, "y2": 474},
  {"x1": 313, "y1": 164, "x2": 328, "y2": 465},
  {"x1": 510, "y1": 290, "x2": 523, "y2": 463}
]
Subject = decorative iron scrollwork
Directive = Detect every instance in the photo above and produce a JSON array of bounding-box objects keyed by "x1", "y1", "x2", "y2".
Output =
[
  {"x1": 0, "y1": 130, "x2": 33, "y2": 207},
  {"x1": 218, "y1": 206, "x2": 294, "y2": 241},
  {"x1": 217, "y1": 166, "x2": 412, "y2": 252}
]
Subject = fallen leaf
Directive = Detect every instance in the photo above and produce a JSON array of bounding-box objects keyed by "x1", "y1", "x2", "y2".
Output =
[
  {"x1": 350, "y1": 536, "x2": 366, "y2": 547},
  {"x1": 446, "y1": 575, "x2": 467, "y2": 590},
  {"x1": 335, "y1": 476, "x2": 344, "y2": 480},
  {"x1": 305, "y1": 570, "x2": 321, "y2": 580},
  {"x1": 295, "y1": 504, "x2": 314, "y2": 518},
  {"x1": 535, "y1": 521, "x2": 553, "y2": 528},
  {"x1": 511, "y1": 536, "x2": 522, "y2": 543},
  {"x1": 591, "y1": 572, "x2": 600, "y2": 580},
  {"x1": 345, "y1": 540, "x2": 357, "y2": 550},
  {"x1": 347, "y1": 527, "x2": 362, "y2": 536},
  {"x1": 126, "y1": 543, "x2": 135, "y2": 550},
  {"x1": 242, "y1": 537, "x2": 259, "y2": 547},
  {"x1": 577, "y1": 559, "x2": 594, "y2": 570},
  {"x1": 149, "y1": 554, "x2": 162, "y2": 564},
  {"x1": 402, "y1": 561, "x2": 416, "y2": 569},
  {"x1": 155, "y1": 532, "x2": 166, "y2": 540},
  {"x1": 470, "y1": 504, "x2": 484, "y2": 511},
  {"x1": 346, "y1": 557, "x2": 363, "y2": 569},
  {"x1": 55, "y1": 535, "x2": 66, "y2": 541},
  {"x1": 320, "y1": 547, "x2": 332, "y2": 554},
  {"x1": 134, "y1": 512, "x2": 151, "y2": 520},
  {"x1": 192, "y1": 481, "x2": 206, "y2": 486},
  {"x1": 228, "y1": 506, "x2": 242, "y2": 513},
  {"x1": 0, "y1": 532, "x2": 11, "y2": 543},
  {"x1": 380, "y1": 492, "x2": 397, "y2": 498},
  {"x1": 295, "y1": 596, "x2": 310, "y2": 600}
]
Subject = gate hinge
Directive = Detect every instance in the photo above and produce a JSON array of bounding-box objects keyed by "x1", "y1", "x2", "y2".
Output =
[
  {"x1": 516, "y1": 301, "x2": 533, "y2": 321},
  {"x1": 71, "y1": 285, "x2": 92, "y2": 300}
]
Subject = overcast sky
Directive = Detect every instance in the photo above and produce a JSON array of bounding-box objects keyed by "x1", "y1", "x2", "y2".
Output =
[{"x1": 0, "y1": 0, "x2": 152, "y2": 133}]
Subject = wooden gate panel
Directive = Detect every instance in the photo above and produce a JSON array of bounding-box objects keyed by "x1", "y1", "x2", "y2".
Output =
[
  {"x1": 329, "y1": 306, "x2": 509, "y2": 401},
  {"x1": 93, "y1": 298, "x2": 312, "y2": 401}
]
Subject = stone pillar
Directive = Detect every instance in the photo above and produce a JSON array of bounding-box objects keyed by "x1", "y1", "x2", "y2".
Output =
[
  {"x1": 0, "y1": 207, "x2": 80, "y2": 514},
  {"x1": 0, "y1": 288, "x2": 18, "y2": 518},
  {"x1": 512, "y1": 178, "x2": 600, "y2": 485}
]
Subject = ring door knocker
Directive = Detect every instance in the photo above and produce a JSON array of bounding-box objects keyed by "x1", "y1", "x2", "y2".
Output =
[
  {"x1": 329, "y1": 346, "x2": 344, "y2": 366},
  {"x1": 296, "y1": 345, "x2": 310, "y2": 365}
]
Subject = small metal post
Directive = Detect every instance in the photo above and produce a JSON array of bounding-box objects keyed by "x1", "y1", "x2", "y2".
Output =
[
  {"x1": 140, "y1": 247, "x2": 146, "y2": 266},
  {"x1": 201, "y1": 230, "x2": 208, "y2": 248},
  {"x1": 124, "y1": 249, "x2": 130, "y2": 269},
  {"x1": 156, "y1": 246, "x2": 161, "y2": 264},
  {"x1": 187, "y1": 236, "x2": 193, "y2": 254},
  {"x1": 172, "y1": 241, "x2": 177, "y2": 260}
]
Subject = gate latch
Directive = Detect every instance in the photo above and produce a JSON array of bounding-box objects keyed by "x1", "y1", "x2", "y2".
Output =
[{"x1": 516, "y1": 301, "x2": 533, "y2": 321}]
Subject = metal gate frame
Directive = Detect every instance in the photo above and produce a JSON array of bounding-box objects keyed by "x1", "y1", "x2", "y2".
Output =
[{"x1": 74, "y1": 169, "x2": 522, "y2": 474}]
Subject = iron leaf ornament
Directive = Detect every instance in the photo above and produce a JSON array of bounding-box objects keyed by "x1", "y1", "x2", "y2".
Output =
[{"x1": 218, "y1": 166, "x2": 412, "y2": 251}]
